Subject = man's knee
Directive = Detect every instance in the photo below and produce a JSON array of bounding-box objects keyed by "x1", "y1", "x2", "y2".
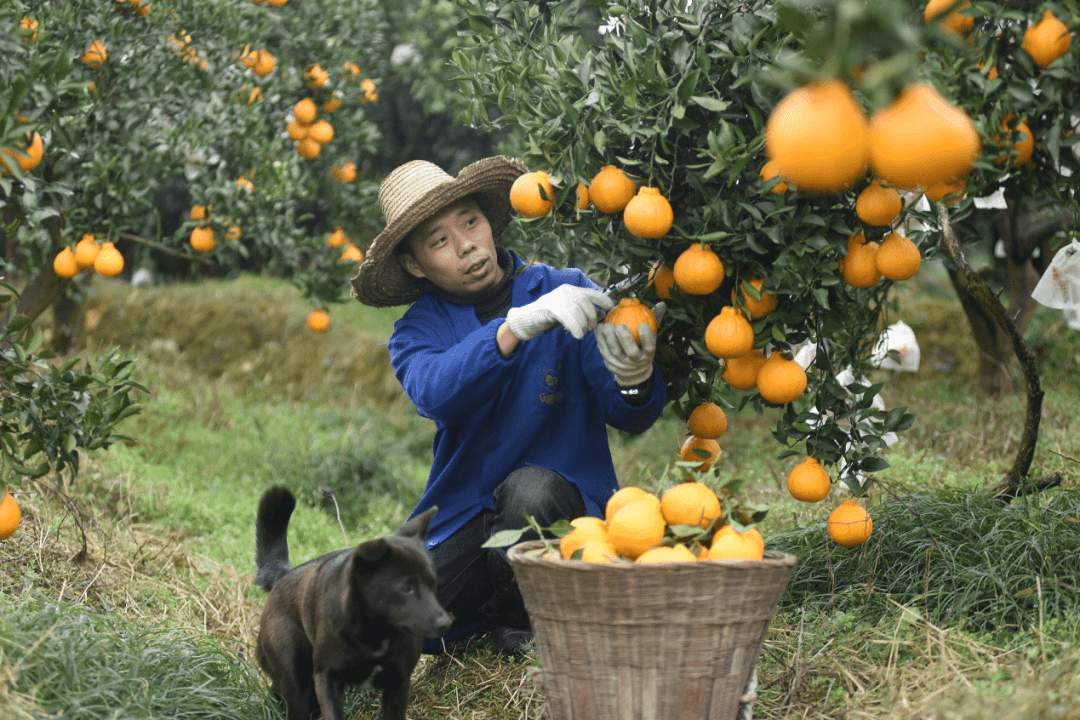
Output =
[{"x1": 494, "y1": 466, "x2": 585, "y2": 529}]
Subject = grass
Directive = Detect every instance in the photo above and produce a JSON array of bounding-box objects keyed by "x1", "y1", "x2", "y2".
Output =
[
  {"x1": 2, "y1": 263, "x2": 1078, "y2": 719},
  {"x1": 770, "y1": 487, "x2": 1080, "y2": 635},
  {"x1": 0, "y1": 596, "x2": 278, "y2": 720}
]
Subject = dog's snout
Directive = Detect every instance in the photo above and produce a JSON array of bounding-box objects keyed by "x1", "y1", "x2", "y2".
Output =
[
  {"x1": 415, "y1": 604, "x2": 453, "y2": 639},
  {"x1": 433, "y1": 610, "x2": 453, "y2": 637}
]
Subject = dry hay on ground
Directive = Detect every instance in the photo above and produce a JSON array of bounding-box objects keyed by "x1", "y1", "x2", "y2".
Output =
[
  {"x1": 0, "y1": 474, "x2": 263, "y2": 652},
  {"x1": 759, "y1": 604, "x2": 1080, "y2": 720}
]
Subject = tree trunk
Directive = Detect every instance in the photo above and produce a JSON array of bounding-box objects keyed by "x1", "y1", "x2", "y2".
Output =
[
  {"x1": 938, "y1": 205, "x2": 1044, "y2": 492},
  {"x1": 945, "y1": 197, "x2": 1074, "y2": 395}
]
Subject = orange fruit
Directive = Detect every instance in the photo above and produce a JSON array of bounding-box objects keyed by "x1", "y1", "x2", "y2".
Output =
[
  {"x1": 708, "y1": 525, "x2": 764, "y2": 561},
  {"x1": 673, "y1": 243, "x2": 724, "y2": 295},
  {"x1": 359, "y1": 78, "x2": 378, "y2": 104},
  {"x1": 588, "y1": 165, "x2": 636, "y2": 213},
  {"x1": 296, "y1": 138, "x2": 322, "y2": 159},
  {"x1": 252, "y1": 49, "x2": 275, "y2": 77},
  {"x1": 190, "y1": 205, "x2": 207, "y2": 221},
  {"x1": 82, "y1": 40, "x2": 107, "y2": 69},
  {"x1": 53, "y1": 247, "x2": 79, "y2": 279},
  {"x1": 924, "y1": 177, "x2": 966, "y2": 203},
  {"x1": 623, "y1": 187, "x2": 674, "y2": 239},
  {"x1": 0, "y1": 488, "x2": 21, "y2": 540},
  {"x1": 841, "y1": 232, "x2": 882, "y2": 288},
  {"x1": 759, "y1": 159, "x2": 788, "y2": 194},
  {"x1": 1, "y1": 131, "x2": 44, "y2": 174},
  {"x1": 509, "y1": 170, "x2": 554, "y2": 219},
  {"x1": 876, "y1": 232, "x2": 921, "y2": 281},
  {"x1": 756, "y1": 353, "x2": 807, "y2": 405},
  {"x1": 660, "y1": 481, "x2": 721, "y2": 528},
  {"x1": 978, "y1": 61, "x2": 999, "y2": 80},
  {"x1": 1022, "y1": 10, "x2": 1072, "y2": 70},
  {"x1": 559, "y1": 516, "x2": 609, "y2": 559},
  {"x1": 992, "y1": 116, "x2": 1034, "y2": 168},
  {"x1": 331, "y1": 160, "x2": 357, "y2": 183},
  {"x1": 294, "y1": 98, "x2": 317, "y2": 125},
  {"x1": 339, "y1": 244, "x2": 364, "y2": 263},
  {"x1": 679, "y1": 435, "x2": 721, "y2": 472},
  {"x1": 74, "y1": 234, "x2": 101, "y2": 269},
  {"x1": 226, "y1": 225, "x2": 242, "y2": 242},
  {"x1": 856, "y1": 180, "x2": 903, "y2": 227},
  {"x1": 20, "y1": 17, "x2": 38, "y2": 44},
  {"x1": 787, "y1": 457, "x2": 831, "y2": 502},
  {"x1": 579, "y1": 539, "x2": 619, "y2": 563},
  {"x1": 304, "y1": 64, "x2": 328, "y2": 88},
  {"x1": 575, "y1": 183, "x2": 590, "y2": 210},
  {"x1": 94, "y1": 242, "x2": 124, "y2": 277},
  {"x1": 827, "y1": 498, "x2": 873, "y2": 547},
  {"x1": 687, "y1": 402, "x2": 727, "y2": 439},
  {"x1": 285, "y1": 119, "x2": 310, "y2": 143},
  {"x1": 764, "y1": 79, "x2": 870, "y2": 193},
  {"x1": 868, "y1": 82, "x2": 981, "y2": 190},
  {"x1": 924, "y1": 0, "x2": 974, "y2": 34},
  {"x1": 604, "y1": 297, "x2": 657, "y2": 343},
  {"x1": 189, "y1": 226, "x2": 215, "y2": 252},
  {"x1": 722, "y1": 348, "x2": 767, "y2": 390},
  {"x1": 732, "y1": 277, "x2": 778, "y2": 319},
  {"x1": 605, "y1": 486, "x2": 657, "y2": 523},
  {"x1": 648, "y1": 262, "x2": 675, "y2": 300},
  {"x1": 307, "y1": 120, "x2": 334, "y2": 145},
  {"x1": 636, "y1": 544, "x2": 697, "y2": 564},
  {"x1": 323, "y1": 97, "x2": 343, "y2": 113},
  {"x1": 705, "y1": 306, "x2": 755, "y2": 359},
  {"x1": 306, "y1": 308, "x2": 330, "y2": 333},
  {"x1": 607, "y1": 500, "x2": 666, "y2": 560},
  {"x1": 327, "y1": 227, "x2": 348, "y2": 247},
  {"x1": 237, "y1": 176, "x2": 254, "y2": 192}
]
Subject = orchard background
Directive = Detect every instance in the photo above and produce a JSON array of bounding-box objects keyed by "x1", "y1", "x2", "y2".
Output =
[{"x1": 1, "y1": 0, "x2": 1079, "y2": 718}]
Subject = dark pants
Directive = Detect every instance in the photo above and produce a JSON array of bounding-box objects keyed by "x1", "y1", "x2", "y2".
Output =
[{"x1": 427, "y1": 466, "x2": 585, "y2": 646}]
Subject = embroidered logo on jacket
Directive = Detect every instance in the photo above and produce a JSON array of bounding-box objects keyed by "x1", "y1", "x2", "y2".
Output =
[{"x1": 539, "y1": 363, "x2": 565, "y2": 406}]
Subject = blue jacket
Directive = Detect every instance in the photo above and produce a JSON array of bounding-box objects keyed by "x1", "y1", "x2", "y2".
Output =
[{"x1": 388, "y1": 252, "x2": 666, "y2": 548}]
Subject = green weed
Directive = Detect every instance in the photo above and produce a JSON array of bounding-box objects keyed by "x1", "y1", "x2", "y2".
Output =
[
  {"x1": 0, "y1": 596, "x2": 279, "y2": 720},
  {"x1": 769, "y1": 487, "x2": 1080, "y2": 638}
]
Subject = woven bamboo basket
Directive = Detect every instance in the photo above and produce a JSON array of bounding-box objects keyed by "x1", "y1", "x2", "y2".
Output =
[{"x1": 508, "y1": 540, "x2": 797, "y2": 720}]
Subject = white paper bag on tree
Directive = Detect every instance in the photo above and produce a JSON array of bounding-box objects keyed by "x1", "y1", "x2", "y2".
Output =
[
  {"x1": 1032, "y1": 239, "x2": 1080, "y2": 330},
  {"x1": 870, "y1": 321, "x2": 921, "y2": 372}
]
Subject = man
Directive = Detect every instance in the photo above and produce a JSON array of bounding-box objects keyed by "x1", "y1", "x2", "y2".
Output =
[{"x1": 350, "y1": 156, "x2": 665, "y2": 655}]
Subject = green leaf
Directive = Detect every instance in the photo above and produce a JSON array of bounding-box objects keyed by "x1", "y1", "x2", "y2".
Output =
[
  {"x1": 482, "y1": 528, "x2": 530, "y2": 549},
  {"x1": 7, "y1": 314, "x2": 30, "y2": 333},
  {"x1": 690, "y1": 96, "x2": 729, "y2": 112}
]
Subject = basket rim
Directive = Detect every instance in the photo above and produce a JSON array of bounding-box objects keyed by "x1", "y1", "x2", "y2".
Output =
[{"x1": 507, "y1": 539, "x2": 798, "y2": 570}]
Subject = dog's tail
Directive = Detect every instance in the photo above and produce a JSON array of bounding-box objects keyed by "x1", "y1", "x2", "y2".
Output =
[{"x1": 255, "y1": 486, "x2": 296, "y2": 592}]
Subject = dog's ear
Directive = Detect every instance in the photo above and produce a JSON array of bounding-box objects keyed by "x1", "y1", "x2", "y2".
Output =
[
  {"x1": 396, "y1": 506, "x2": 438, "y2": 541},
  {"x1": 351, "y1": 538, "x2": 389, "y2": 564}
]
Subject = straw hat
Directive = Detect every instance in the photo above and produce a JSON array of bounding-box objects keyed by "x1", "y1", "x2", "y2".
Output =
[{"x1": 350, "y1": 156, "x2": 528, "y2": 307}]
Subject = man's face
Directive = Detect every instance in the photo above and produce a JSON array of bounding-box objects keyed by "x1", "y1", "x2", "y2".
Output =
[{"x1": 399, "y1": 196, "x2": 503, "y2": 300}]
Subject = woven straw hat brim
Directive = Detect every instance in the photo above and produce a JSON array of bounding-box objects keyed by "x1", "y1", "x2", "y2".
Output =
[{"x1": 351, "y1": 156, "x2": 529, "y2": 307}]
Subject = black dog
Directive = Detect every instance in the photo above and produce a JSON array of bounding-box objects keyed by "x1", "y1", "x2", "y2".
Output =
[{"x1": 254, "y1": 486, "x2": 452, "y2": 720}]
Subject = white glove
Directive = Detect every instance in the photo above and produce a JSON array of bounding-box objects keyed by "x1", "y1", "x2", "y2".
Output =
[
  {"x1": 595, "y1": 319, "x2": 657, "y2": 388},
  {"x1": 506, "y1": 285, "x2": 614, "y2": 341}
]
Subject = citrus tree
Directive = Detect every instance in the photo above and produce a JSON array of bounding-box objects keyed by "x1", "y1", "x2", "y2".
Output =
[
  {"x1": 450, "y1": 0, "x2": 1078, "y2": 524},
  {"x1": 1, "y1": 0, "x2": 393, "y2": 489},
  {"x1": 4, "y1": 0, "x2": 389, "y2": 324}
]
